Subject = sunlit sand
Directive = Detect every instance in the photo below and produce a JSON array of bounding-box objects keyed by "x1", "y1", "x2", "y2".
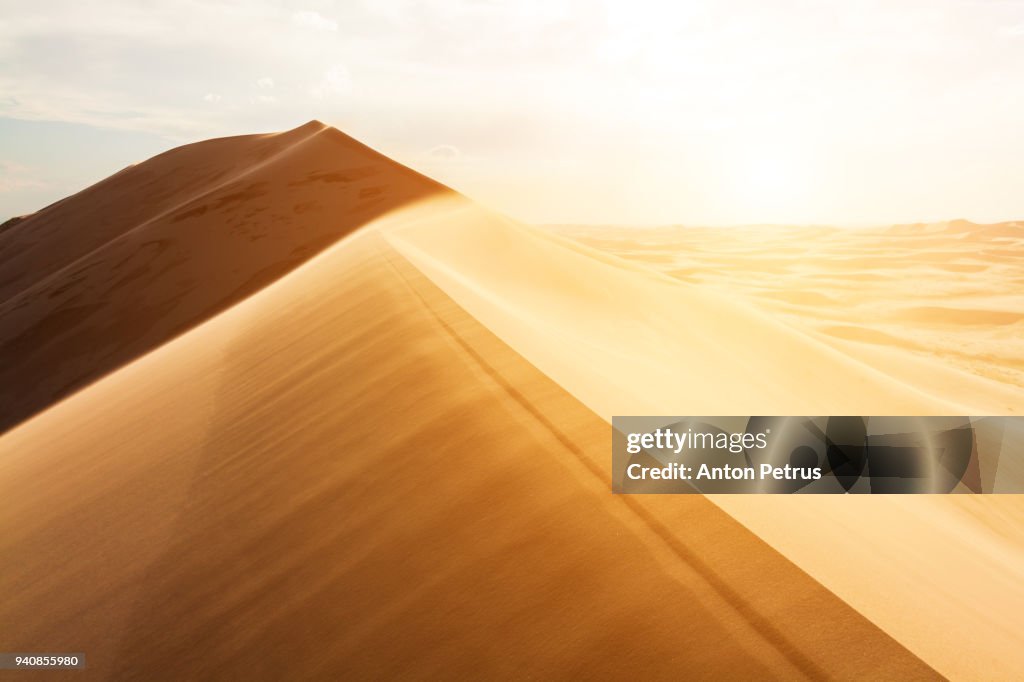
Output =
[{"x1": 2, "y1": 122, "x2": 1022, "y2": 680}]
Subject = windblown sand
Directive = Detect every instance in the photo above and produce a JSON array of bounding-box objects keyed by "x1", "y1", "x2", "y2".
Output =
[{"x1": 1, "y1": 122, "x2": 1022, "y2": 680}]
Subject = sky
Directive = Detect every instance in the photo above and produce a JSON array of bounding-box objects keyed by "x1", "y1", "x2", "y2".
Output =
[{"x1": 1, "y1": 0, "x2": 1023, "y2": 226}]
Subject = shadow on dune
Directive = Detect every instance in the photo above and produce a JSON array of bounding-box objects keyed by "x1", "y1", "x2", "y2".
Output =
[{"x1": 0, "y1": 121, "x2": 449, "y2": 435}]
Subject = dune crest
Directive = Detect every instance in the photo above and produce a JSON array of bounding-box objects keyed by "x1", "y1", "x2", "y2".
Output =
[{"x1": 0, "y1": 121, "x2": 449, "y2": 434}]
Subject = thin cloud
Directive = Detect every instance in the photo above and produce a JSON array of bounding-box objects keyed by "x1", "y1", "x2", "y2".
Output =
[
  {"x1": 291, "y1": 10, "x2": 337, "y2": 32},
  {"x1": 1, "y1": 0, "x2": 1024, "y2": 223}
]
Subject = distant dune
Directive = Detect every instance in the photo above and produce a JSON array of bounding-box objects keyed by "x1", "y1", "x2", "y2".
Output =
[
  {"x1": 555, "y1": 221, "x2": 1024, "y2": 393},
  {"x1": 2, "y1": 122, "x2": 1023, "y2": 680}
]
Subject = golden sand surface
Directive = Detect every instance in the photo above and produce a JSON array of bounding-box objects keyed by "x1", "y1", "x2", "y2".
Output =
[
  {"x1": 555, "y1": 221, "x2": 1024, "y2": 391},
  {"x1": 0, "y1": 227, "x2": 937, "y2": 680},
  {"x1": 386, "y1": 201, "x2": 1024, "y2": 680},
  {"x1": 1, "y1": 122, "x2": 1022, "y2": 679}
]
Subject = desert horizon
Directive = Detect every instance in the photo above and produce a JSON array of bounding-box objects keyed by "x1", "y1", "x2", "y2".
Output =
[{"x1": 6, "y1": 119, "x2": 1024, "y2": 233}]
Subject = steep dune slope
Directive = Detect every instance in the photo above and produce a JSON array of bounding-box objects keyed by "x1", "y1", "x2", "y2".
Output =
[
  {"x1": 378, "y1": 200, "x2": 1024, "y2": 680},
  {"x1": 0, "y1": 121, "x2": 448, "y2": 434},
  {"x1": 0, "y1": 218, "x2": 934, "y2": 680}
]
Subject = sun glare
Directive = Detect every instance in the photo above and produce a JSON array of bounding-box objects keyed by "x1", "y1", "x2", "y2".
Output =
[{"x1": 725, "y1": 150, "x2": 814, "y2": 222}]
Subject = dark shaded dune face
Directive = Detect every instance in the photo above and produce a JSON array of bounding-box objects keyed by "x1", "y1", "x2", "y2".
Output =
[
  {"x1": 0, "y1": 214, "x2": 29, "y2": 237},
  {"x1": 0, "y1": 122, "x2": 325, "y2": 301},
  {"x1": 0, "y1": 121, "x2": 450, "y2": 434}
]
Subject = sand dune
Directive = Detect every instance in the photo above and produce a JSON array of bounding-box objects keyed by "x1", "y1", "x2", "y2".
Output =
[
  {"x1": 0, "y1": 121, "x2": 448, "y2": 435},
  {"x1": 0, "y1": 222, "x2": 934, "y2": 680},
  {"x1": 2, "y1": 122, "x2": 1022, "y2": 680},
  {"x1": 556, "y1": 222, "x2": 1024, "y2": 390}
]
